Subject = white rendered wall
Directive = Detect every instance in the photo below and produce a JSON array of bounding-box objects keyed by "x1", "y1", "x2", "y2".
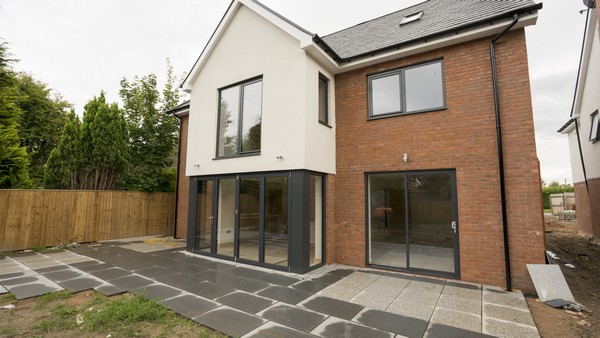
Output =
[
  {"x1": 186, "y1": 5, "x2": 335, "y2": 177},
  {"x1": 570, "y1": 17, "x2": 600, "y2": 184}
]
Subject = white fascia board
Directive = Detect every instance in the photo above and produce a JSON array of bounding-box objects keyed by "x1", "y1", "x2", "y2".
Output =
[
  {"x1": 333, "y1": 13, "x2": 539, "y2": 74},
  {"x1": 560, "y1": 119, "x2": 577, "y2": 134},
  {"x1": 302, "y1": 44, "x2": 339, "y2": 74},
  {"x1": 174, "y1": 109, "x2": 189, "y2": 118},
  {"x1": 182, "y1": 0, "x2": 314, "y2": 92},
  {"x1": 572, "y1": 8, "x2": 597, "y2": 119}
]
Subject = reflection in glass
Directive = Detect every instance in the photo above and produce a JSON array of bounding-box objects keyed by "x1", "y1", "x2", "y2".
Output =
[
  {"x1": 239, "y1": 178, "x2": 260, "y2": 262},
  {"x1": 195, "y1": 180, "x2": 212, "y2": 252},
  {"x1": 405, "y1": 62, "x2": 444, "y2": 112},
  {"x1": 371, "y1": 74, "x2": 401, "y2": 116},
  {"x1": 310, "y1": 176, "x2": 323, "y2": 266},
  {"x1": 264, "y1": 177, "x2": 288, "y2": 266},
  {"x1": 318, "y1": 75, "x2": 328, "y2": 123},
  {"x1": 217, "y1": 87, "x2": 239, "y2": 156},
  {"x1": 407, "y1": 174, "x2": 454, "y2": 272},
  {"x1": 241, "y1": 81, "x2": 262, "y2": 152},
  {"x1": 217, "y1": 179, "x2": 235, "y2": 257},
  {"x1": 368, "y1": 174, "x2": 407, "y2": 268}
]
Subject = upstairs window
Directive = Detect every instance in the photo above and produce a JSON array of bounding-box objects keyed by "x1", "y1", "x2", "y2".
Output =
[
  {"x1": 368, "y1": 60, "x2": 445, "y2": 119},
  {"x1": 590, "y1": 110, "x2": 599, "y2": 143},
  {"x1": 318, "y1": 73, "x2": 329, "y2": 125},
  {"x1": 217, "y1": 77, "x2": 263, "y2": 157}
]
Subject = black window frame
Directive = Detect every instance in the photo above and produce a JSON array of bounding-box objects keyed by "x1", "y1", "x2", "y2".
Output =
[
  {"x1": 367, "y1": 59, "x2": 446, "y2": 120},
  {"x1": 215, "y1": 76, "x2": 263, "y2": 159},
  {"x1": 318, "y1": 73, "x2": 331, "y2": 127},
  {"x1": 590, "y1": 110, "x2": 600, "y2": 143}
]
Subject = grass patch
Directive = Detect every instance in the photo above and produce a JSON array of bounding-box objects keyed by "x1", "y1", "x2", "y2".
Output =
[
  {"x1": 0, "y1": 326, "x2": 18, "y2": 337},
  {"x1": 0, "y1": 293, "x2": 16, "y2": 302},
  {"x1": 30, "y1": 245, "x2": 47, "y2": 252},
  {"x1": 35, "y1": 290, "x2": 72, "y2": 309},
  {"x1": 35, "y1": 304, "x2": 77, "y2": 333}
]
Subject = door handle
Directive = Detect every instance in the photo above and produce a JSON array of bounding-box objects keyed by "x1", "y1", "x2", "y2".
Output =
[{"x1": 451, "y1": 221, "x2": 457, "y2": 233}]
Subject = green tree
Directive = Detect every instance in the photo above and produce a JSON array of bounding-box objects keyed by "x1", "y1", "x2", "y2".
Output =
[
  {"x1": 16, "y1": 73, "x2": 70, "y2": 187},
  {"x1": 44, "y1": 110, "x2": 81, "y2": 189},
  {"x1": 0, "y1": 43, "x2": 32, "y2": 188},
  {"x1": 119, "y1": 61, "x2": 180, "y2": 192}
]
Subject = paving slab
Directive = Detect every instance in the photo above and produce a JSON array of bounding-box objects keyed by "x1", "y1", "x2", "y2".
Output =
[
  {"x1": 437, "y1": 294, "x2": 481, "y2": 315},
  {"x1": 300, "y1": 296, "x2": 364, "y2": 320},
  {"x1": 292, "y1": 279, "x2": 336, "y2": 294},
  {"x1": 257, "y1": 303, "x2": 327, "y2": 333},
  {"x1": 483, "y1": 289, "x2": 528, "y2": 310},
  {"x1": 0, "y1": 276, "x2": 39, "y2": 286},
  {"x1": 220, "y1": 276, "x2": 270, "y2": 293},
  {"x1": 483, "y1": 303, "x2": 535, "y2": 326},
  {"x1": 8, "y1": 282, "x2": 63, "y2": 300},
  {"x1": 132, "y1": 284, "x2": 183, "y2": 301},
  {"x1": 215, "y1": 291, "x2": 275, "y2": 314},
  {"x1": 0, "y1": 285, "x2": 7, "y2": 294},
  {"x1": 185, "y1": 281, "x2": 236, "y2": 299},
  {"x1": 354, "y1": 308, "x2": 429, "y2": 337},
  {"x1": 94, "y1": 284, "x2": 126, "y2": 296},
  {"x1": 243, "y1": 322, "x2": 316, "y2": 338},
  {"x1": 483, "y1": 318, "x2": 540, "y2": 338},
  {"x1": 429, "y1": 307, "x2": 481, "y2": 333},
  {"x1": 257, "y1": 285, "x2": 312, "y2": 305},
  {"x1": 193, "y1": 306, "x2": 266, "y2": 338},
  {"x1": 261, "y1": 273, "x2": 301, "y2": 286},
  {"x1": 90, "y1": 267, "x2": 132, "y2": 280},
  {"x1": 43, "y1": 269, "x2": 84, "y2": 282},
  {"x1": 310, "y1": 316, "x2": 393, "y2": 338},
  {"x1": 35, "y1": 265, "x2": 70, "y2": 274},
  {"x1": 161, "y1": 294, "x2": 219, "y2": 318},
  {"x1": 59, "y1": 277, "x2": 104, "y2": 293},
  {"x1": 425, "y1": 324, "x2": 496, "y2": 338},
  {"x1": 109, "y1": 274, "x2": 154, "y2": 290}
]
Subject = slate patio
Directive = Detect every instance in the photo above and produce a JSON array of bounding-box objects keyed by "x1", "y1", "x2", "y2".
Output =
[{"x1": 0, "y1": 237, "x2": 540, "y2": 338}]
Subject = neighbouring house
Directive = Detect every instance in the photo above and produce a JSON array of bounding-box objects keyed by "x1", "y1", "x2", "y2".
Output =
[
  {"x1": 170, "y1": 0, "x2": 545, "y2": 291},
  {"x1": 558, "y1": 3, "x2": 600, "y2": 242}
]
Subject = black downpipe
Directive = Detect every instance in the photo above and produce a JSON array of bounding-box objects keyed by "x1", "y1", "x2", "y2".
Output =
[
  {"x1": 172, "y1": 114, "x2": 183, "y2": 238},
  {"x1": 490, "y1": 14, "x2": 519, "y2": 291}
]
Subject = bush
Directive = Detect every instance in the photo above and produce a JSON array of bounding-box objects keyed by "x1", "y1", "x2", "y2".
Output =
[{"x1": 541, "y1": 181, "x2": 574, "y2": 209}]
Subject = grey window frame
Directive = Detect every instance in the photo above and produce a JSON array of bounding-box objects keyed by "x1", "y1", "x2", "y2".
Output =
[
  {"x1": 367, "y1": 59, "x2": 446, "y2": 120},
  {"x1": 318, "y1": 73, "x2": 330, "y2": 127},
  {"x1": 215, "y1": 76, "x2": 263, "y2": 159},
  {"x1": 590, "y1": 110, "x2": 600, "y2": 143}
]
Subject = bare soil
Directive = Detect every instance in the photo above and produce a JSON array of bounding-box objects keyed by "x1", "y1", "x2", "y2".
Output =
[{"x1": 528, "y1": 216, "x2": 600, "y2": 338}]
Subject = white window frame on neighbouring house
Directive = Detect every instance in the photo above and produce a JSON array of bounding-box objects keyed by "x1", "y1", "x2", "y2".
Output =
[
  {"x1": 367, "y1": 59, "x2": 446, "y2": 119},
  {"x1": 590, "y1": 110, "x2": 599, "y2": 143}
]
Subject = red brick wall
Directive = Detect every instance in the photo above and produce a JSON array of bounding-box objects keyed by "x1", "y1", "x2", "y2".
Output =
[
  {"x1": 333, "y1": 29, "x2": 545, "y2": 290},
  {"x1": 575, "y1": 178, "x2": 600, "y2": 240},
  {"x1": 175, "y1": 114, "x2": 189, "y2": 239}
]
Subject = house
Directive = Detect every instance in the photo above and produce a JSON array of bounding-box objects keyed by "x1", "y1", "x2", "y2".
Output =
[
  {"x1": 170, "y1": 0, "x2": 545, "y2": 291},
  {"x1": 558, "y1": 3, "x2": 600, "y2": 242}
]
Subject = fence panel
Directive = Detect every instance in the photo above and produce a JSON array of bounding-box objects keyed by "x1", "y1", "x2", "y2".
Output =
[{"x1": 0, "y1": 190, "x2": 175, "y2": 252}]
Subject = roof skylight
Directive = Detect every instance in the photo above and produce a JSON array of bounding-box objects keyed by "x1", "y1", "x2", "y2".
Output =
[{"x1": 400, "y1": 11, "x2": 423, "y2": 26}]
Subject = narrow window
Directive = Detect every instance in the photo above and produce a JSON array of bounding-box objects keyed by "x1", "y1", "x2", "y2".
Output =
[
  {"x1": 590, "y1": 110, "x2": 599, "y2": 143},
  {"x1": 368, "y1": 60, "x2": 445, "y2": 119},
  {"x1": 217, "y1": 77, "x2": 262, "y2": 157},
  {"x1": 318, "y1": 74, "x2": 329, "y2": 125}
]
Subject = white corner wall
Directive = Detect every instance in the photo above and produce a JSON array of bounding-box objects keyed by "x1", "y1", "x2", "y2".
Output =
[{"x1": 186, "y1": 5, "x2": 335, "y2": 176}]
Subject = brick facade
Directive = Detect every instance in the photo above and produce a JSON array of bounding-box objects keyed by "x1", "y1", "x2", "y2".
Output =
[
  {"x1": 333, "y1": 29, "x2": 545, "y2": 290},
  {"x1": 574, "y1": 178, "x2": 600, "y2": 240},
  {"x1": 175, "y1": 115, "x2": 189, "y2": 239}
]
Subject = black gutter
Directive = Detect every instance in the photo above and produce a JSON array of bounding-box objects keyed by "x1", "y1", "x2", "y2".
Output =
[
  {"x1": 326, "y1": 3, "x2": 542, "y2": 64},
  {"x1": 490, "y1": 14, "x2": 519, "y2": 292},
  {"x1": 313, "y1": 34, "x2": 343, "y2": 63},
  {"x1": 165, "y1": 104, "x2": 189, "y2": 238}
]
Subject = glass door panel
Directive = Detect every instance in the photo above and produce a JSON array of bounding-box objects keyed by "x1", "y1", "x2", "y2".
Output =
[
  {"x1": 264, "y1": 177, "x2": 288, "y2": 266},
  {"x1": 239, "y1": 178, "x2": 260, "y2": 262},
  {"x1": 310, "y1": 176, "x2": 323, "y2": 266},
  {"x1": 217, "y1": 179, "x2": 236, "y2": 257},
  {"x1": 368, "y1": 174, "x2": 407, "y2": 268},
  {"x1": 407, "y1": 174, "x2": 454, "y2": 273},
  {"x1": 195, "y1": 180, "x2": 212, "y2": 252}
]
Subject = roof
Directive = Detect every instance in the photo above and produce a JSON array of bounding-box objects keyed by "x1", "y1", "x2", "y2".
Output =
[
  {"x1": 558, "y1": 117, "x2": 577, "y2": 133},
  {"x1": 165, "y1": 100, "x2": 190, "y2": 116},
  {"x1": 321, "y1": 0, "x2": 543, "y2": 62}
]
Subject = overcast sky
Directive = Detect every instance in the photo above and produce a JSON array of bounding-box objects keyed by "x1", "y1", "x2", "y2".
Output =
[{"x1": 0, "y1": 0, "x2": 588, "y2": 184}]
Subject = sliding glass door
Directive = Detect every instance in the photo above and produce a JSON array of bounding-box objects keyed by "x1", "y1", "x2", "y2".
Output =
[{"x1": 367, "y1": 170, "x2": 459, "y2": 277}]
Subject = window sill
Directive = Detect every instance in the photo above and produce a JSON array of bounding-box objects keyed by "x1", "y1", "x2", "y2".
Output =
[
  {"x1": 319, "y1": 121, "x2": 333, "y2": 129},
  {"x1": 368, "y1": 106, "x2": 447, "y2": 121},
  {"x1": 213, "y1": 152, "x2": 261, "y2": 160}
]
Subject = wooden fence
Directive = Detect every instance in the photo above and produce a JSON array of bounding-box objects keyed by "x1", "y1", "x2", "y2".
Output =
[
  {"x1": 0, "y1": 190, "x2": 175, "y2": 252},
  {"x1": 550, "y1": 192, "x2": 576, "y2": 215}
]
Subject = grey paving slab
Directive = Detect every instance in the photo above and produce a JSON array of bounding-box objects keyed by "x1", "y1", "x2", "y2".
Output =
[
  {"x1": 0, "y1": 285, "x2": 7, "y2": 294},
  {"x1": 527, "y1": 264, "x2": 575, "y2": 302},
  {"x1": 354, "y1": 308, "x2": 429, "y2": 337},
  {"x1": 327, "y1": 268, "x2": 356, "y2": 277},
  {"x1": 257, "y1": 303, "x2": 327, "y2": 333},
  {"x1": 43, "y1": 269, "x2": 84, "y2": 282},
  {"x1": 109, "y1": 274, "x2": 154, "y2": 290},
  {"x1": 0, "y1": 271, "x2": 34, "y2": 281},
  {"x1": 90, "y1": 267, "x2": 132, "y2": 280},
  {"x1": 257, "y1": 285, "x2": 313, "y2": 305},
  {"x1": 483, "y1": 289, "x2": 528, "y2": 310},
  {"x1": 291, "y1": 279, "x2": 332, "y2": 294},
  {"x1": 94, "y1": 284, "x2": 125, "y2": 296},
  {"x1": 483, "y1": 303, "x2": 535, "y2": 327},
  {"x1": 194, "y1": 269, "x2": 237, "y2": 283},
  {"x1": 193, "y1": 306, "x2": 267, "y2": 338},
  {"x1": 8, "y1": 283, "x2": 63, "y2": 300},
  {"x1": 185, "y1": 281, "x2": 236, "y2": 300},
  {"x1": 36, "y1": 265, "x2": 70, "y2": 274},
  {"x1": 429, "y1": 307, "x2": 481, "y2": 333},
  {"x1": 59, "y1": 277, "x2": 104, "y2": 293},
  {"x1": 133, "y1": 284, "x2": 183, "y2": 301},
  {"x1": 220, "y1": 276, "x2": 270, "y2": 293},
  {"x1": 133, "y1": 266, "x2": 167, "y2": 278},
  {"x1": 310, "y1": 317, "x2": 393, "y2": 338},
  {"x1": 309, "y1": 273, "x2": 346, "y2": 285},
  {"x1": 301, "y1": 296, "x2": 364, "y2": 320},
  {"x1": 483, "y1": 318, "x2": 540, "y2": 338},
  {"x1": 425, "y1": 324, "x2": 496, "y2": 338},
  {"x1": 261, "y1": 273, "x2": 301, "y2": 287},
  {"x1": 437, "y1": 294, "x2": 481, "y2": 315},
  {"x1": 386, "y1": 299, "x2": 436, "y2": 321},
  {"x1": 70, "y1": 262, "x2": 111, "y2": 272},
  {"x1": 243, "y1": 322, "x2": 316, "y2": 338},
  {"x1": 215, "y1": 291, "x2": 275, "y2": 314},
  {"x1": 0, "y1": 276, "x2": 38, "y2": 286},
  {"x1": 161, "y1": 294, "x2": 219, "y2": 318}
]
